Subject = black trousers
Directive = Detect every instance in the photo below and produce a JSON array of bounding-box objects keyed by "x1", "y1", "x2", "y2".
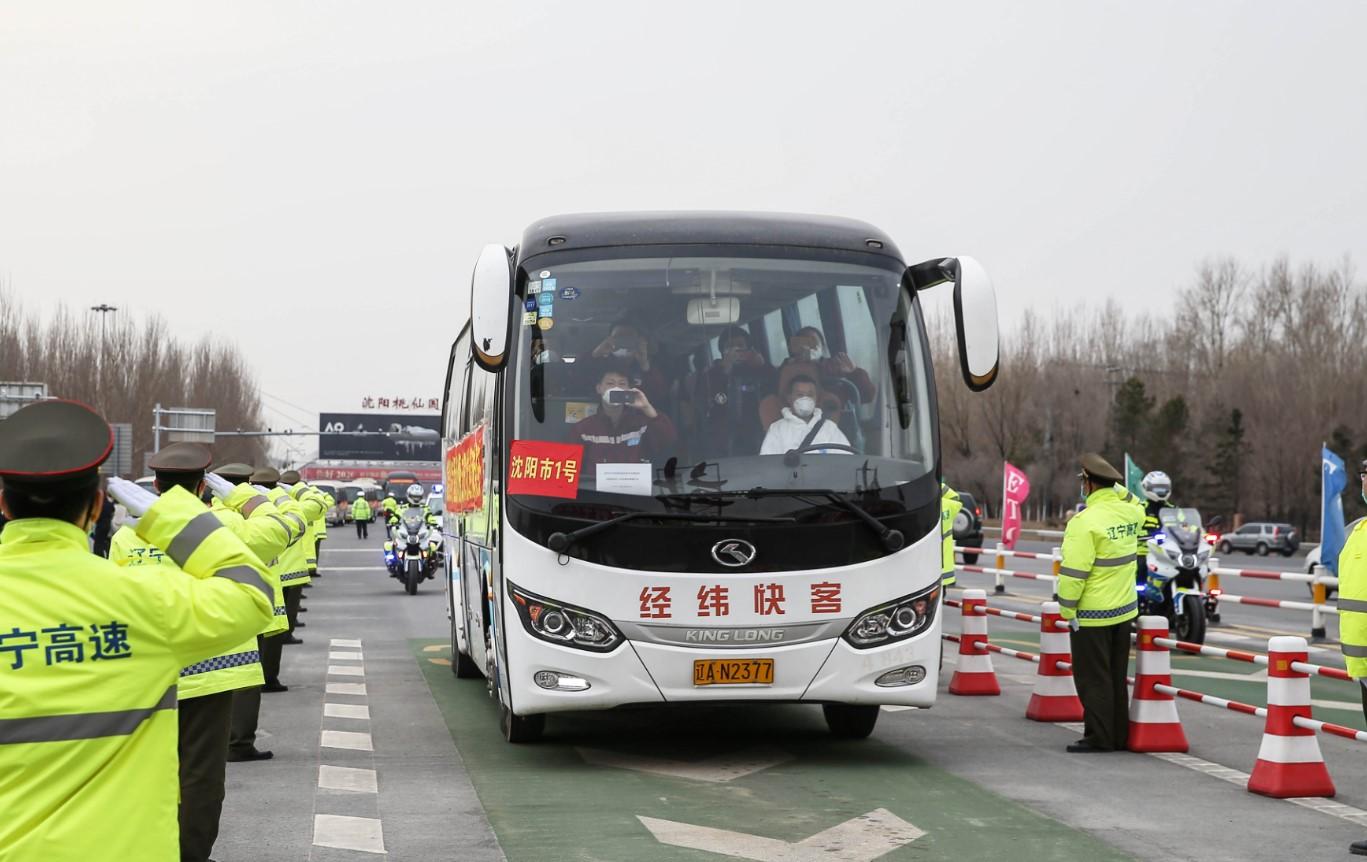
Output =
[
  {"x1": 284, "y1": 584, "x2": 303, "y2": 633},
  {"x1": 1070, "y1": 622, "x2": 1132, "y2": 751},
  {"x1": 314, "y1": 537, "x2": 324, "y2": 573},
  {"x1": 259, "y1": 632, "x2": 283, "y2": 683},
  {"x1": 229, "y1": 684, "x2": 262, "y2": 755},
  {"x1": 1359, "y1": 679, "x2": 1367, "y2": 725},
  {"x1": 179, "y1": 690, "x2": 234, "y2": 862},
  {"x1": 356, "y1": 519, "x2": 368, "y2": 539}
]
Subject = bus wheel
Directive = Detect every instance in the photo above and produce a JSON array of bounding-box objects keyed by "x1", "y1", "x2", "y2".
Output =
[
  {"x1": 823, "y1": 704, "x2": 879, "y2": 739},
  {"x1": 499, "y1": 702, "x2": 545, "y2": 743},
  {"x1": 451, "y1": 620, "x2": 481, "y2": 679}
]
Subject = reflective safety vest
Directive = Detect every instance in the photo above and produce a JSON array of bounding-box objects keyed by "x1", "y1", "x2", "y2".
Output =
[
  {"x1": 1058, "y1": 485, "x2": 1145, "y2": 626},
  {"x1": 315, "y1": 493, "x2": 335, "y2": 542},
  {"x1": 1136, "y1": 500, "x2": 1172, "y2": 560},
  {"x1": 208, "y1": 488, "x2": 291, "y2": 636},
  {"x1": 940, "y1": 483, "x2": 963, "y2": 587},
  {"x1": 352, "y1": 497, "x2": 372, "y2": 521},
  {"x1": 110, "y1": 520, "x2": 267, "y2": 699},
  {"x1": 289, "y1": 484, "x2": 327, "y2": 570},
  {"x1": 268, "y1": 488, "x2": 323, "y2": 587},
  {"x1": 0, "y1": 487, "x2": 273, "y2": 862},
  {"x1": 1338, "y1": 520, "x2": 1367, "y2": 678}
]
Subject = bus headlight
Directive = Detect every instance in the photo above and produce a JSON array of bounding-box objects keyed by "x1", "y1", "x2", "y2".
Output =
[
  {"x1": 843, "y1": 584, "x2": 940, "y2": 649},
  {"x1": 508, "y1": 583, "x2": 623, "y2": 653}
]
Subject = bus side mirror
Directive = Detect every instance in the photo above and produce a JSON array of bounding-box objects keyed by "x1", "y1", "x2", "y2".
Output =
[
  {"x1": 908, "y1": 256, "x2": 1000, "y2": 392},
  {"x1": 470, "y1": 244, "x2": 515, "y2": 372}
]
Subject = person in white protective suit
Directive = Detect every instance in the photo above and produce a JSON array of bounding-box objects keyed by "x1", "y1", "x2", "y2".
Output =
[{"x1": 759, "y1": 374, "x2": 850, "y2": 456}]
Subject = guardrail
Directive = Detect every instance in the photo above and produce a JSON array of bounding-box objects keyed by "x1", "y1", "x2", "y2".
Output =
[
  {"x1": 954, "y1": 544, "x2": 1343, "y2": 641},
  {"x1": 942, "y1": 592, "x2": 1362, "y2": 798}
]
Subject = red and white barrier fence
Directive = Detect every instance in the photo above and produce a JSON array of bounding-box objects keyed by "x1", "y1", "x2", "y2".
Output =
[{"x1": 942, "y1": 598, "x2": 1362, "y2": 799}]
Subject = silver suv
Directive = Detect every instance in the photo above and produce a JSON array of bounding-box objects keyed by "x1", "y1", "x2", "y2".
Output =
[{"x1": 1217, "y1": 522, "x2": 1299, "y2": 557}]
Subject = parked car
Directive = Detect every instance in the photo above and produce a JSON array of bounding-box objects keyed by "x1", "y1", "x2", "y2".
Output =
[
  {"x1": 1302, "y1": 517, "x2": 1363, "y2": 600},
  {"x1": 1217, "y1": 522, "x2": 1299, "y2": 557},
  {"x1": 953, "y1": 491, "x2": 985, "y2": 565}
]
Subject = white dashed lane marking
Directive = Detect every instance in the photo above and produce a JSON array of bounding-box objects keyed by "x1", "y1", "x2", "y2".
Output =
[
  {"x1": 330, "y1": 638, "x2": 363, "y2": 648},
  {"x1": 328, "y1": 664, "x2": 365, "y2": 677},
  {"x1": 330, "y1": 651, "x2": 364, "y2": 661},
  {"x1": 325, "y1": 702, "x2": 371, "y2": 720},
  {"x1": 313, "y1": 814, "x2": 385, "y2": 855},
  {"x1": 326, "y1": 682, "x2": 367, "y2": 696},
  {"x1": 321, "y1": 729, "x2": 374, "y2": 752},
  {"x1": 319, "y1": 764, "x2": 379, "y2": 793}
]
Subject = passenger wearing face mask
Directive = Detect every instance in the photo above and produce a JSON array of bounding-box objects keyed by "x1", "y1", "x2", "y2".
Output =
[
  {"x1": 589, "y1": 321, "x2": 667, "y2": 405},
  {"x1": 698, "y1": 326, "x2": 775, "y2": 456},
  {"x1": 760, "y1": 375, "x2": 850, "y2": 456},
  {"x1": 784, "y1": 326, "x2": 876, "y2": 405},
  {"x1": 573, "y1": 368, "x2": 678, "y2": 466}
]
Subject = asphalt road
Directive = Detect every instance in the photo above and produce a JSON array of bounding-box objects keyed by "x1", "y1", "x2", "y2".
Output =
[{"x1": 209, "y1": 527, "x2": 1367, "y2": 861}]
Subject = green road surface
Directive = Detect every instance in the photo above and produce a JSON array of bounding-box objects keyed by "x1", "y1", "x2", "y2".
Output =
[{"x1": 414, "y1": 640, "x2": 1135, "y2": 862}]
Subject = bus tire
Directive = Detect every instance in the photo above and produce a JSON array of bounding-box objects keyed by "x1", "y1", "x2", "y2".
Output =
[
  {"x1": 500, "y1": 703, "x2": 545, "y2": 743},
  {"x1": 451, "y1": 620, "x2": 481, "y2": 679},
  {"x1": 823, "y1": 703, "x2": 879, "y2": 739}
]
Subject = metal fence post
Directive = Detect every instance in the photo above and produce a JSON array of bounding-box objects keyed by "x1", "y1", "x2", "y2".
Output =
[{"x1": 1311, "y1": 579, "x2": 1328, "y2": 642}]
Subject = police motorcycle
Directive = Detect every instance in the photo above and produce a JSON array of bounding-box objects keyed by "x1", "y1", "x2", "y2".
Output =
[
  {"x1": 383, "y1": 486, "x2": 440, "y2": 595},
  {"x1": 1138, "y1": 507, "x2": 1220, "y2": 643}
]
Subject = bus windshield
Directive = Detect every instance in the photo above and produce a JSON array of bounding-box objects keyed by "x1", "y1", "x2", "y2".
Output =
[{"x1": 511, "y1": 253, "x2": 934, "y2": 505}]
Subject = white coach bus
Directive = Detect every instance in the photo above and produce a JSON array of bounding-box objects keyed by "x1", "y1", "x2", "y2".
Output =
[{"x1": 440, "y1": 212, "x2": 998, "y2": 742}]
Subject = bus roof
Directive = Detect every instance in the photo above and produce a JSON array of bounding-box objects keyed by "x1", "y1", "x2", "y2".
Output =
[{"x1": 518, "y1": 211, "x2": 903, "y2": 263}]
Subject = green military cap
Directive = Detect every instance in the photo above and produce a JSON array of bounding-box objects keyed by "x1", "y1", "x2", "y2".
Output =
[
  {"x1": 0, "y1": 400, "x2": 112, "y2": 482},
  {"x1": 212, "y1": 462, "x2": 254, "y2": 483},
  {"x1": 1078, "y1": 453, "x2": 1124, "y2": 484},
  {"x1": 279, "y1": 469, "x2": 302, "y2": 484},
  {"x1": 250, "y1": 466, "x2": 280, "y2": 484},
  {"x1": 147, "y1": 442, "x2": 212, "y2": 473}
]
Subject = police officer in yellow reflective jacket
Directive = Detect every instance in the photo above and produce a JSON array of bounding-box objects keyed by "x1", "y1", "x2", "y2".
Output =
[
  {"x1": 108, "y1": 442, "x2": 287, "y2": 862},
  {"x1": 941, "y1": 482, "x2": 963, "y2": 587},
  {"x1": 1058, "y1": 453, "x2": 1144, "y2": 753},
  {"x1": 1340, "y1": 462, "x2": 1367, "y2": 858},
  {"x1": 0, "y1": 401, "x2": 274, "y2": 862}
]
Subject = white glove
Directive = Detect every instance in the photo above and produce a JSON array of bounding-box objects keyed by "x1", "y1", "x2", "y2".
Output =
[
  {"x1": 106, "y1": 477, "x2": 158, "y2": 518},
  {"x1": 279, "y1": 482, "x2": 296, "y2": 492},
  {"x1": 1068, "y1": 618, "x2": 1079, "y2": 633},
  {"x1": 203, "y1": 473, "x2": 235, "y2": 501},
  {"x1": 252, "y1": 484, "x2": 271, "y2": 494}
]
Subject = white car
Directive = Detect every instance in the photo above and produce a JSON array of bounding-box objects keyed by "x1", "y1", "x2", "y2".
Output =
[{"x1": 1303, "y1": 517, "x2": 1361, "y2": 599}]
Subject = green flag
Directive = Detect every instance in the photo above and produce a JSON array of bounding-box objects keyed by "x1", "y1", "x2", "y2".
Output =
[{"x1": 1124, "y1": 453, "x2": 1146, "y2": 497}]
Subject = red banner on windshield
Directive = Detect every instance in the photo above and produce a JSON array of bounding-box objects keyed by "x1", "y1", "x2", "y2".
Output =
[{"x1": 507, "y1": 440, "x2": 583, "y2": 499}]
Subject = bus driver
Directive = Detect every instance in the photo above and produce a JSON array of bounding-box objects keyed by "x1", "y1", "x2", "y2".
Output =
[{"x1": 759, "y1": 374, "x2": 850, "y2": 456}]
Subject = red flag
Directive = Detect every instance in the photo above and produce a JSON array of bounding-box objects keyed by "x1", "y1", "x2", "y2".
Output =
[{"x1": 1002, "y1": 461, "x2": 1031, "y2": 550}]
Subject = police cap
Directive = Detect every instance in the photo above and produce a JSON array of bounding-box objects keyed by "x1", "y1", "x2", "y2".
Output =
[
  {"x1": 213, "y1": 463, "x2": 254, "y2": 483},
  {"x1": 1077, "y1": 453, "x2": 1124, "y2": 484},
  {"x1": 279, "y1": 469, "x2": 302, "y2": 484},
  {"x1": 147, "y1": 442, "x2": 212, "y2": 474},
  {"x1": 251, "y1": 466, "x2": 280, "y2": 484},
  {"x1": 0, "y1": 400, "x2": 113, "y2": 482}
]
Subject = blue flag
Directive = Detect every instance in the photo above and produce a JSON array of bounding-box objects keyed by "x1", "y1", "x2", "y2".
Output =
[{"x1": 1321, "y1": 446, "x2": 1348, "y2": 576}]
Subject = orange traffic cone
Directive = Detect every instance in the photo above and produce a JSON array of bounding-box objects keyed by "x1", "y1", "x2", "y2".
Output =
[
  {"x1": 1127, "y1": 615, "x2": 1189, "y2": 752},
  {"x1": 1248, "y1": 636, "x2": 1335, "y2": 798},
  {"x1": 948, "y1": 589, "x2": 1001, "y2": 696},
  {"x1": 1026, "y1": 601, "x2": 1084, "y2": 722}
]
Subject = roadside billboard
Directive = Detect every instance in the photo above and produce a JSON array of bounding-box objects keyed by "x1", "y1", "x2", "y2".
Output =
[{"x1": 319, "y1": 412, "x2": 441, "y2": 462}]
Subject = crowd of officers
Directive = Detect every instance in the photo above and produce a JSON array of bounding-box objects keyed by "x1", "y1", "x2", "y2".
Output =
[{"x1": 0, "y1": 401, "x2": 336, "y2": 862}]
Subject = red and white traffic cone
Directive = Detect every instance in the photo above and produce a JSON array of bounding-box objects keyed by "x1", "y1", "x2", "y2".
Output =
[
  {"x1": 1248, "y1": 636, "x2": 1335, "y2": 798},
  {"x1": 948, "y1": 589, "x2": 1001, "y2": 696},
  {"x1": 1026, "y1": 601, "x2": 1084, "y2": 722},
  {"x1": 1127, "y1": 616, "x2": 1189, "y2": 752}
]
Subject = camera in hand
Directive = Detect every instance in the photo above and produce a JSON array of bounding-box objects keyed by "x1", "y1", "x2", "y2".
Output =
[{"x1": 607, "y1": 390, "x2": 634, "y2": 405}]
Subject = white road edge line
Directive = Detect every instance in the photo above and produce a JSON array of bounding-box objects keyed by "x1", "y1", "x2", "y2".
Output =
[{"x1": 313, "y1": 814, "x2": 385, "y2": 854}]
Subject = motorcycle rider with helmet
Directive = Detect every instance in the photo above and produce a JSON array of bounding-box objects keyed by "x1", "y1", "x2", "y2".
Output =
[{"x1": 1136, "y1": 471, "x2": 1175, "y2": 585}]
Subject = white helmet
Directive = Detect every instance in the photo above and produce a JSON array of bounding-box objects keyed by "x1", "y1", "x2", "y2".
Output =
[
  {"x1": 405, "y1": 484, "x2": 425, "y2": 504},
  {"x1": 1141, "y1": 471, "x2": 1172, "y2": 502}
]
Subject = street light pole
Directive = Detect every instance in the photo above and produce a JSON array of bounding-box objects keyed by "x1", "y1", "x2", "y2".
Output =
[{"x1": 90, "y1": 304, "x2": 117, "y2": 406}]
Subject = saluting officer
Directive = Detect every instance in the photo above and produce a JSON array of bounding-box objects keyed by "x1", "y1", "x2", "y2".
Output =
[
  {"x1": 940, "y1": 482, "x2": 964, "y2": 587},
  {"x1": 1058, "y1": 453, "x2": 1145, "y2": 753},
  {"x1": 1342, "y1": 462, "x2": 1367, "y2": 857},
  {"x1": 0, "y1": 401, "x2": 274, "y2": 862},
  {"x1": 108, "y1": 443, "x2": 292, "y2": 862}
]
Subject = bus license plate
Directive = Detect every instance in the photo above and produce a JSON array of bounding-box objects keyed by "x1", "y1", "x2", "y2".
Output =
[{"x1": 693, "y1": 659, "x2": 774, "y2": 686}]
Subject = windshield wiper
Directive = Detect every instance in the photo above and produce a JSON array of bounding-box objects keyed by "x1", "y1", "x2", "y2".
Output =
[
  {"x1": 658, "y1": 488, "x2": 905, "y2": 552},
  {"x1": 547, "y1": 511, "x2": 795, "y2": 553}
]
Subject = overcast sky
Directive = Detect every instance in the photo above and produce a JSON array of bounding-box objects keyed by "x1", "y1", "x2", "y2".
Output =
[{"x1": 3, "y1": 1, "x2": 1364, "y2": 460}]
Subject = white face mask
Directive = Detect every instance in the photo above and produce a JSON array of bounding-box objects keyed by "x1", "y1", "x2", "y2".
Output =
[
  {"x1": 610, "y1": 347, "x2": 634, "y2": 359},
  {"x1": 793, "y1": 347, "x2": 818, "y2": 361},
  {"x1": 792, "y1": 396, "x2": 816, "y2": 418},
  {"x1": 534, "y1": 350, "x2": 556, "y2": 365},
  {"x1": 602, "y1": 387, "x2": 626, "y2": 406}
]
